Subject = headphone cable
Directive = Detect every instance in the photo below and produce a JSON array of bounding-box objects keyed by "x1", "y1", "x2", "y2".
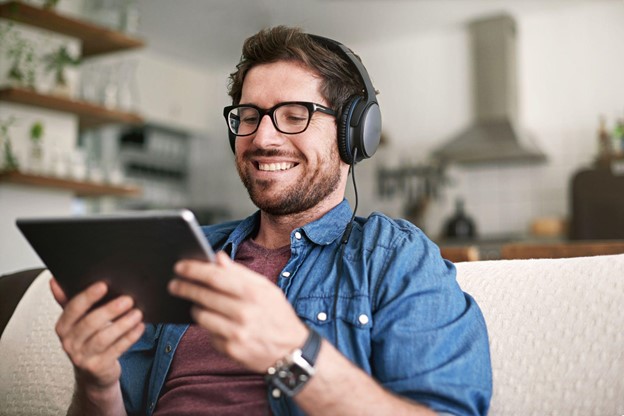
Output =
[{"x1": 334, "y1": 149, "x2": 359, "y2": 345}]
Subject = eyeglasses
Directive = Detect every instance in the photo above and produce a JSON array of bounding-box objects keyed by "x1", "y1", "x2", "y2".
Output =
[{"x1": 223, "y1": 101, "x2": 337, "y2": 136}]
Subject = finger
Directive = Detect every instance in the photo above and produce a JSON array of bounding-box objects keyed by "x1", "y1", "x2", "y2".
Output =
[
  {"x1": 50, "y1": 277, "x2": 68, "y2": 308},
  {"x1": 56, "y1": 282, "x2": 108, "y2": 337},
  {"x1": 215, "y1": 251, "x2": 233, "y2": 266},
  {"x1": 169, "y1": 278, "x2": 241, "y2": 318},
  {"x1": 80, "y1": 322, "x2": 145, "y2": 377},
  {"x1": 69, "y1": 295, "x2": 135, "y2": 349},
  {"x1": 175, "y1": 257, "x2": 265, "y2": 298},
  {"x1": 174, "y1": 259, "x2": 242, "y2": 295},
  {"x1": 174, "y1": 258, "x2": 220, "y2": 282},
  {"x1": 106, "y1": 321, "x2": 145, "y2": 360},
  {"x1": 190, "y1": 305, "x2": 236, "y2": 338},
  {"x1": 82, "y1": 308, "x2": 143, "y2": 355},
  {"x1": 214, "y1": 252, "x2": 273, "y2": 287},
  {"x1": 189, "y1": 306, "x2": 272, "y2": 369}
]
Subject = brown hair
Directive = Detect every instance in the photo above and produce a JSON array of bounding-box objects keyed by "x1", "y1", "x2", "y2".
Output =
[{"x1": 227, "y1": 25, "x2": 365, "y2": 117}]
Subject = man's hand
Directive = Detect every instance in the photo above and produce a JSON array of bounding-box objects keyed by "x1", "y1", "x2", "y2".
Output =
[
  {"x1": 50, "y1": 278, "x2": 144, "y2": 413},
  {"x1": 169, "y1": 251, "x2": 308, "y2": 372},
  {"x1": 169, "y1": 253, "x2": 436, "y2": 416}
]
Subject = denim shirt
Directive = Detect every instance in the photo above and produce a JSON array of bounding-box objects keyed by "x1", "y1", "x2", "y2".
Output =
[{"x1": 119, "y1": 200, "x2": 492, "y2": 415}]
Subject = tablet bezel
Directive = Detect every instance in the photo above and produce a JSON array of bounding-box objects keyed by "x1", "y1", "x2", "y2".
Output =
[{"x1": 16, "y1": 209, "x2": 215, "y2": 323}]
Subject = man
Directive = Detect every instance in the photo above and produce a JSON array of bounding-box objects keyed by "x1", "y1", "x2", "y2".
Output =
[{"x1": 51, "y1": 26, "x2": 492, "y2": 415}]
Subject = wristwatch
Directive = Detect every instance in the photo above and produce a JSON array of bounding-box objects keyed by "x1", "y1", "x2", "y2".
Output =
[{"x1": 265, "y1": 327, "x2": 322, "y2": 397}]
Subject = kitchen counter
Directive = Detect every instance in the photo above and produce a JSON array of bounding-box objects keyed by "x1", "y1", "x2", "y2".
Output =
[{"x1": 439, "y1": 236, "x2": 624, "y2": 260}]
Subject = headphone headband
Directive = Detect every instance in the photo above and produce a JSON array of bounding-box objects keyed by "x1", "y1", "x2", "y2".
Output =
[
  {"x1": 306, "y1": 34, "x2": 378, "y2": 124},
  {"x1": 227, "y1": 32, "x2": 382, "y2": 164},
  {"x1": 306, "y1": 34, "x2": 381, "y2": 164}
]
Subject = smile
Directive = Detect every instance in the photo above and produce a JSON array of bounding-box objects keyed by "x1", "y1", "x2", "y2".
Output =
[{"x1": 257, "y1": 162, "x2": 296, "y2": 171}]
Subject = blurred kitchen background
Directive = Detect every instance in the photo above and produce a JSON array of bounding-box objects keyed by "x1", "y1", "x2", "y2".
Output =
[{"x1": 1, "y1": 0, "x2": 623, "y2": 272}]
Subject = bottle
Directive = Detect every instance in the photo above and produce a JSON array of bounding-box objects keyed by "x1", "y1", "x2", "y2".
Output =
[
  {"x1": 613, "y1": 118, "x2": 624, "y2": 156},
  {"x1": 597, "y1": 115, "x2": 612, "y2": 161},
  {"x1": 443, "y1": 198, "x2": 477, "y2": 240}
]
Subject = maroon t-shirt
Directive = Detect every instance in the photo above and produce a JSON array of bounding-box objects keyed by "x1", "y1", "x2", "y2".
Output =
[{"x1": 153, "y1": 239, "x2": 291, "y2": 415}]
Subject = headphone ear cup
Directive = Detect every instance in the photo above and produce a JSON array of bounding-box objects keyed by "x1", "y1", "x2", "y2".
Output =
[
  {"x1": 337, "y1": 97, "x2": 359, "y2": 164},
  {"x1": 353, "y1": 101, "x2": 382, "y2": 162}
]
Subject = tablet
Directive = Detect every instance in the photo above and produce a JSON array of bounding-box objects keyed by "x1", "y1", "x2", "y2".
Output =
[{"x1": 16, "y1": 209, "x2": 215, "y2": 323}]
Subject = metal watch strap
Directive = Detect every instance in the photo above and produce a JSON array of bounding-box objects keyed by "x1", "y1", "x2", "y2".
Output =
[{"x1": 300, "y1": 326, "x2": 322, "y2": 366}]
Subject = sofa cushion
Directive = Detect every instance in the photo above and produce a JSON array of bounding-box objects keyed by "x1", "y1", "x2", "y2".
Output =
[
  {"x1": 0, "y1": 268, "x2": 44, "y2": 338},
  {"x1": 0, "y1": 270, "x2": 74, "y2": 415},
  {"x1": 456, "y1": 254, "x2": 624, "y2": 415}
]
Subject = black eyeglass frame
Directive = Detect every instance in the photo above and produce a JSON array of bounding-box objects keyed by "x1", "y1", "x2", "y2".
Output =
[{"x1": 223, "y1": 101, "x2": 337, "y2": 137}]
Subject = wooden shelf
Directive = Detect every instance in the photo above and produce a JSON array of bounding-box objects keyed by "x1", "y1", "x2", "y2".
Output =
[
  {"x1": 0, "y1": 1, "x2": 144, "y2": 56},
  {"x1": 501, "y1": 240, "x2": 624, "y2": 260},
  {"x1": 0, "y1": 170, "x2": 141, "y2": 197},
  {"x1": 0, "y1": 87, "x2": 143, "y2": 129}
]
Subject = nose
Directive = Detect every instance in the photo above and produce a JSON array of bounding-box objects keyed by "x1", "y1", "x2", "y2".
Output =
[{"x1": 252, "y1": 114, "x2": 285, "y2": 148}]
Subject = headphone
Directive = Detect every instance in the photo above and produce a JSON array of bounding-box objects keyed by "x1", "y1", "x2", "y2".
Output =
[{"x1": 228, "y1": 34, "x2": 382, "y2": 165}]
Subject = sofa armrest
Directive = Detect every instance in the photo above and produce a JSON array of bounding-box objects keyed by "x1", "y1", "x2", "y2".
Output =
[
  {"x1": 0, "y1": 268, "x2": 44, "y2": 338},
  {"x1": 0, "y1": 269, "x2": 74, "y2": 415},
  {"x1": 456, "y1": 254, "x2": 624, "y2": 414}
]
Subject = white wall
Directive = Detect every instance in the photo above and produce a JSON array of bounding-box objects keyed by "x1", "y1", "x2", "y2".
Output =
[{"x1": 0, "y1": 185, "x2": 73, "y2": 273}]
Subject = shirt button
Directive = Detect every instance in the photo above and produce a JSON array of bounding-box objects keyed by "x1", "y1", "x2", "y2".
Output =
[
  {"x1": 149, "y1": 401, "x2": 155, "y2": 410},
  {"x1": 165, "y1": 344, "x2": 172, "y2": 353},
  {"x1": 281, "y1": 271, "x2": 291, "y2": 278},
  {"x1": 358, "y1": 314, "x2": 369, "y2": 325},
  {"x1": 317, "y1": 312, "x2": 328, "y2": 322},
  {"x1": 271, "y1": 388, "x2": 282, "y2": 398},
  {"x1": 294, "y1": 231, "x2": 302, "y2": 240}
]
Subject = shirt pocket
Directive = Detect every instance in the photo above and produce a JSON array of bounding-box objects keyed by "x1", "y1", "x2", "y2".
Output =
[
  {"x1": 294, "y1": 295, "x2": 373, "y2": 330},
  {"x1": 294, "y1": 295, "x2": 373, "y2": 371}
]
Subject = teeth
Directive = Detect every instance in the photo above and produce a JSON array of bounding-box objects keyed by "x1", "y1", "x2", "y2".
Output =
[{"x1": 258, "y1": 162, "x2": 295, "y2": 171}]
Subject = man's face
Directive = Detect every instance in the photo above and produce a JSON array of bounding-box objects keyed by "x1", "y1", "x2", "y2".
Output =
[{"x1": 234, "y1": 60, "x2": 347, "y2": 216}]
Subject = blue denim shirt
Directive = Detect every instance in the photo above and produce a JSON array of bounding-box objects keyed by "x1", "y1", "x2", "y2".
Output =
[{"x1": 119, "y1": 200, "x2": 492, "y2": 415}]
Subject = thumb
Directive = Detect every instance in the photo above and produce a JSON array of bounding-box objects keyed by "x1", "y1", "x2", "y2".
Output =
[
  {"x1": 49, "y1": 277, "x2": 68, "y2": 308},
  {"x1": 215, "y1": 251, "x2": 233, "y2": 266}
]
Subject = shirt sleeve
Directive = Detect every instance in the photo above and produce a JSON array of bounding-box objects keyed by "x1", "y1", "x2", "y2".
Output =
[{"x1": 369, "y1": 224, "x2": 492, "y2": 415}]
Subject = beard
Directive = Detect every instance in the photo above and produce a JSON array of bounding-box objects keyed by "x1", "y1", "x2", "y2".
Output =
[{"x1": 236, "y1": 147, "x2": 342, "y2": 216}]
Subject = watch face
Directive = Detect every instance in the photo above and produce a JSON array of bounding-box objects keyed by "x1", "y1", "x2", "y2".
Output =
[
  {"x1": 270, "y1": 350, "x2": 315, "y2": 397},
  {"x1": 281, "y1": 365, "x2": 310, "y2": 389}
]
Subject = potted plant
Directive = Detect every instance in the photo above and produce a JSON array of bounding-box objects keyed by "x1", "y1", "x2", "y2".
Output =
[
  {"x1": 0, "y1": 117, "x2": 19, "y2": 172},
  {"x1": 28, "y1": 120, "x2": 45, "y2": 173},
  {"x1": 43, "y1": 45, "x2": 80, "y2": 97},
  {"x1": 4, "y1": 27, "x2": 37, "y2": 89},
  {"x1": 42, "y1": 0, "x2": 61, "y2": 10}
]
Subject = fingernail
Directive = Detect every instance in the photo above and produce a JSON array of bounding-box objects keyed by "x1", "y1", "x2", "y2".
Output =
[
  {"x1": 130, "y1": 309, "x2": 142, "y2": 320},
  {"x1": 92, "y1": 282, "x2": 107, "y2": 295},
  {"x1": 168, "y1": 279, "x2": 178, "y2": 293},
  {"x1": 117, "y1": 296, "x2": 132, "y2": 308}
]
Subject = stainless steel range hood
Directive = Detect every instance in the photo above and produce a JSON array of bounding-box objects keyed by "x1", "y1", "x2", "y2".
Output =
[{"x1": 432, "y1": 14, "x2": 546, "y2": 165}]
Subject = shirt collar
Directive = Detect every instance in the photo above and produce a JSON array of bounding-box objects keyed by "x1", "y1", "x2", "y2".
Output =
[
  {"x1": 300, "y1": 199, "x2": 353, "y2": 245},
  {"x1": 224, "y1": 199, "x2": 353, "y2": 253}
]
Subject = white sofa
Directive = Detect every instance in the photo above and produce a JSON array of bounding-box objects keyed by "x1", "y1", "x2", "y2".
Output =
[
  {"x1": 1, "y1": 254, "x2": 623, "y2": 415},
  {"x1": 456, "y1": 254, "x2": 624, "y2": 415}
]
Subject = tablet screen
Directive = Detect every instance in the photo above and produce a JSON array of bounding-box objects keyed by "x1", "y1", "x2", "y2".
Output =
[{"x1": 16, "y1": 209, "x2": 214, "y2": 323}]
